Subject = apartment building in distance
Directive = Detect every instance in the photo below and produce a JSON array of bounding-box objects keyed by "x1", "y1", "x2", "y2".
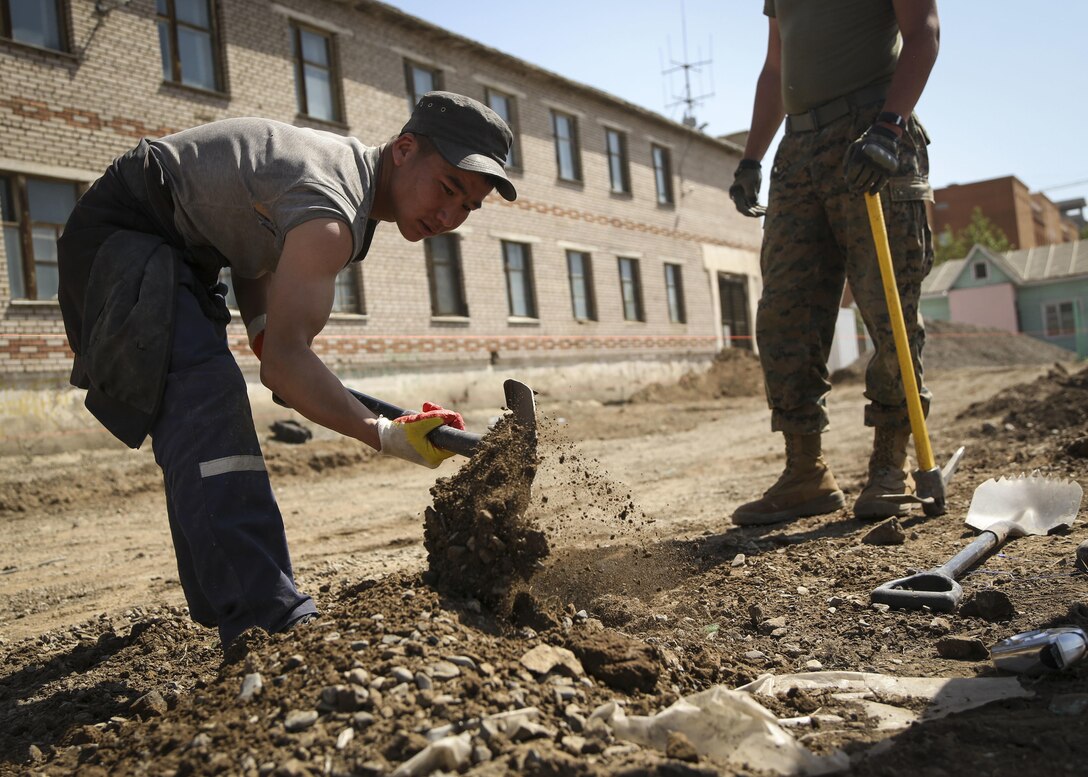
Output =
[
  {"x1": 933, "y1": 175, "x2": 1081, "y2": 250},
  {"x1": 0, "y1": 0, "x2": 762, "y2": 386}
]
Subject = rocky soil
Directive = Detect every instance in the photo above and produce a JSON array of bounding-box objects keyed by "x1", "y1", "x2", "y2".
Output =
[{"x1": 1, "y1": 323, "x2": 1086, "y2": 777}]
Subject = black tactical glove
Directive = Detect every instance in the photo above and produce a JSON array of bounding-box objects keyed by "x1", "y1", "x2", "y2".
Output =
[
  {"x1": 843, "y1": 125, "x2": 899, "y2": 194},
  {"x1": 729, "y1": 159, "x2": 767, "y2": 218}
]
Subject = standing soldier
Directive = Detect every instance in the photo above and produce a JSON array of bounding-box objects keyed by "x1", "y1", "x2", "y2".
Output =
[{"x1": 728, "y1": 1, "x2": 940, "y2": 524}]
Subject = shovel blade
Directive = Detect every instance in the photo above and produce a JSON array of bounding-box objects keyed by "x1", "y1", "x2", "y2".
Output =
[
  {"x1": 503, "y1": 379, "x2": 537, "y2": 446},
  {"x1": 965, "y1": 472, "x2": 1083, "y2": 536}
]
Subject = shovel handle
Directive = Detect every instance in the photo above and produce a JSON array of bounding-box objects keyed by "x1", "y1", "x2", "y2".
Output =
[
  {"x1": 870, "y1": 530, "x2": 1003, "y2": 612},
  {"x1": 871, "y1": 571, "x2": 963, "y2": 612},
  {"x1": 940, "y1": 530, "x2": 1004, "y2": 580},
  {"x1": 273, "y1": 389, "x2": 482, "y2": 457},
  {"x1": 865, "y1": 192, "x2": 935, "y2": 472}
]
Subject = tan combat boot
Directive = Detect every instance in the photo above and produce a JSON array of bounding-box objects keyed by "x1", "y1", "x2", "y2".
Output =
[
  {"x1": 732, "y1": 433, "x2": 846, "y2": 525},
  {"x1": 854, "y1": 427, "x2": 914, "y2": 520}
]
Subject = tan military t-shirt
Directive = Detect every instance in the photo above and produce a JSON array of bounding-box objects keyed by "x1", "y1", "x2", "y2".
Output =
[{"x1": 765, "y1": 0, "x2": 901, "y2": 115}]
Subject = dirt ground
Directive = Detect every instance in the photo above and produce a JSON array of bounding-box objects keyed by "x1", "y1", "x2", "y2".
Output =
[{"x1": 2, "y1": 323, "x2": 1087, "y2": 777}]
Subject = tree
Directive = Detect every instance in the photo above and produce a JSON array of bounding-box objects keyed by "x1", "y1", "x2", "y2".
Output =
[{"x1": 934, "y1": 207, "x2": 1014, "y2": 265}]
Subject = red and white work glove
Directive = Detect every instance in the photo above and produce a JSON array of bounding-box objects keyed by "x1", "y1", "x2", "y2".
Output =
[
  {"x1": 247, "y1": 314, "x2": 267, "y2": 359},
  {"x1": 377, "y1": 402, "x2": 465, "y2": 469}
]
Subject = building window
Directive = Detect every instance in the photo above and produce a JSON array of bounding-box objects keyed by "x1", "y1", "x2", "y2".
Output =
[
  {"x1": 652, "y1": 144, "x2": 674, "y2": 205},
  {"x1": 605, "y1": 128, "x2": 630, "y2": 194},
  {"x1": 156, "y1": 0, "x2": 221, "y2": 91},
  {"x1": 1, "y1": 0, "x2": 67, "y2": 51},
  {"x1": 220, "y1": 264, "x2": 360, "y2": 316},
  {"x1": 405, "y1": 60, "x2": 441, "y2": 109},
  {"x1": 618, "y1": 257, "x2": 644, "y2": 322},
  {"x1": 425, "y1": 235, "x2": 467, "y2": 317},
  {"x1": 502, "y1": 241, "x2": 537, "y2": 318},
  {"x1": 485, "y1": 88, "x2": 520, "y2": 170},
  {"x1": 291, "y1": 23, "x2": 341, "y2": 122},
  {"x1": 566, "y1": 250, "x2": 596, "y2": 321},
  {"x1": 1, "y1": 173, "x2": 79, "y2": 301},
  {"x1": 664, "y1": 263, "x2": 686, "y2": 323},
  {"x1": 972, "y1": 261, "x2": 989, "y2": 280},
  {"x1": 223, "y1": 266, "x2": 361, "y2": 312},
  {"x1": 551, "y1": 111, "x2": 582, "y2": 182},
  {"x1": 1043, "y1": 301, "x2": 1076, "y2": 338},
  {"x1": 333, "y1": 264, "x2": 362, "y2": 314}
]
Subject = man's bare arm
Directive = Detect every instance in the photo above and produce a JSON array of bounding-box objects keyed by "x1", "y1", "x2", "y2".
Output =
[
  {"x1": 883, "y1": 0, "x2": 940, "y2": 123},
  {"x1": 260, "y1": 218, "x2": 381, "y2": 450},
  {"x1": 232, "y1": 272, "x2": 269, "y2": 330},
  {"x1": 742, "y1": 17, "x2": 785, "y2": 163}
]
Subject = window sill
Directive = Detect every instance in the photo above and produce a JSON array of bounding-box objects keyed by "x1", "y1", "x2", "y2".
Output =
[
  {"x1": 9, "y1": 298, "x2": 60, "y2": 308},
  {"x1": 0, "y1": 37, "x2": 77, "y2": 63},
  {"x1": 329, "y1": 312, "x2": 368, "y2": 322},
  {"x1": 609, "y1": 190, "x2": 633, "y2": 200},
  {"x1": 430, "y1": 315, "x2": 470, "y2": 325},
  {"x1": 507, "y1": 316, "x2": 540, "y2": 326},
  {"x1": 161, "y1": 80, "x2": 230, "y2": 101},
  {"x1": 573, "y1": 316, "x2": 598, "y2": 324},
  {"x1": 556, "y1": 177, "x2": 584, "y2": 190},
  {"x1": 656, "y1": 200, "x2": 676, "y2": 210},
  {"x1": 296, "y1": 113, "x2": 350, "y2": 131}
]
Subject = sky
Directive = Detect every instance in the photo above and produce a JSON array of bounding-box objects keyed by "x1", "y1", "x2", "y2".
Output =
[{"x1": 383, "y1": 0, "x2": 1088, "y2": 209}]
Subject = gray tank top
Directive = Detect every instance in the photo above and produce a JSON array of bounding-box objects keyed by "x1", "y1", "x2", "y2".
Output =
[{"x1": 149, "y1": 117, "x2": 381, "y2": 278}]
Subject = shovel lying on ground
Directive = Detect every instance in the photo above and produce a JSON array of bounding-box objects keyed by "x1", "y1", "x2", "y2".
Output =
[
  {"x1": 865, "y1": 192, "x2": 965, "y2": 516},
  {"x1": 274, "y1": 378, "x2": 537, "y2": 459},
  {"x1": 870, "y1": 472, "x2": 1083, "y2": 612}
]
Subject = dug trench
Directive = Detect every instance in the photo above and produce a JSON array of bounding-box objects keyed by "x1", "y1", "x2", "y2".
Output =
[{"x1": 1, "y1": 325, "x2": 1087, "y2": 776}]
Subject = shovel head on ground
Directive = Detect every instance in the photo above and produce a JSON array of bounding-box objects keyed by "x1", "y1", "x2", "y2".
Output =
[{"x1": 871, "y1": 472, "x2": 1083, "y2": 612}]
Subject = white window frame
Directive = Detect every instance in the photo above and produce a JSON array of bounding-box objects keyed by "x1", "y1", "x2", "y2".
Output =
[{"x1": 1042, "y1": 300, "x2": 1076, "y2": 338}]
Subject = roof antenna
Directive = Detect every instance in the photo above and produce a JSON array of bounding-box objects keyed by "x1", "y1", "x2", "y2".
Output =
[{"x1": 661, "y1": 0, "x2": 715, "y2": 130}]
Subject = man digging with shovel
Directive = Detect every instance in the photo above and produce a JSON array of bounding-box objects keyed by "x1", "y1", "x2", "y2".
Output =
[
  {"x1": 729, "y1": 0, "x2": 941, "y2": 525},
  {"x1": 56, "y1": 92, "x2": 517, "y2": 648}
]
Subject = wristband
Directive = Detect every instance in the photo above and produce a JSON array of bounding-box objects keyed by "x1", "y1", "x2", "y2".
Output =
[
  {"x1": 876, "y1": 111, "x2": 907, "y2": 131},
  {"x1": 246, "y1": 314, "x2": 267, "y2": 359}
]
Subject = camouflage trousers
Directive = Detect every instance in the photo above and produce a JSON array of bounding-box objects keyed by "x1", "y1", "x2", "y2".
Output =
[{"x1": 757, "y1": 104, "x2": 935, "y2": 433}]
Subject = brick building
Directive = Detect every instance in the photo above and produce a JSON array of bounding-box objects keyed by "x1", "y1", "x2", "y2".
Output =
[
  {"x1": 933, "y1": 175, "x2": 1080, "y2": 251},
  {"x1": 0, "y1": 0, "x2": 761, "y2": 386}
]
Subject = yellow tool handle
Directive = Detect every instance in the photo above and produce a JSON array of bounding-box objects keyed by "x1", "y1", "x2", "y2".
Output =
[{"x1": 864, "y1": 192, "x2": 935, "y2": 471}]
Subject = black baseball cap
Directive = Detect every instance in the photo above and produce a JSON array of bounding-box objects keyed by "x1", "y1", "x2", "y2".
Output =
[{"x1": 400, "y1": 91, "x2": 517, "y2": 201}]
